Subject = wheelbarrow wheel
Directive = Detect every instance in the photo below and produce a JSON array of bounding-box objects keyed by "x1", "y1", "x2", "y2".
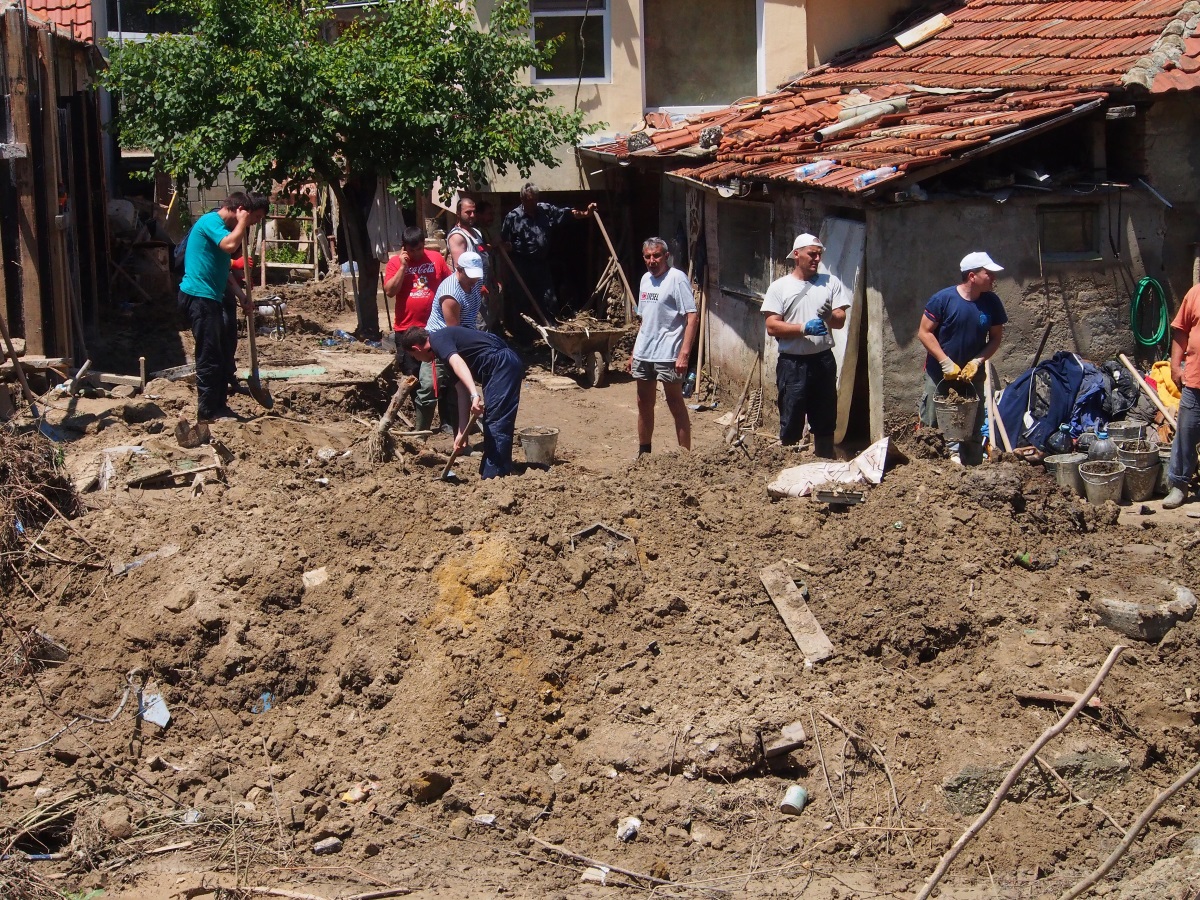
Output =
[{"x1": 583, "y1": 350, "x2": 606, "y2": 388}]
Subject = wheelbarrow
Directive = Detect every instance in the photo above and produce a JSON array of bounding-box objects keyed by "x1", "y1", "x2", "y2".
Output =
[{"x1": 522, "y1": 315, "x2": 626, "y2": 387}]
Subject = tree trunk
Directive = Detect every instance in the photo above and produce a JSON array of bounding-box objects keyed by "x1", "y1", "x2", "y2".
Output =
[{"x1": 329, "y1": 175, "x2": 382, "y2": 340}]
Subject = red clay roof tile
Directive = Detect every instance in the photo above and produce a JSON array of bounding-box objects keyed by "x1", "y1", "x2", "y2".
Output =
[{"x1": 586, "y1": 0, "x2": 1195, "y2": 192}]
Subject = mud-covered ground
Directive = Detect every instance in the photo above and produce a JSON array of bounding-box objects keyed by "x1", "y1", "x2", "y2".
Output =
[{"x1": 2, "y1": 283, "x2": 1199, "y2": 900}]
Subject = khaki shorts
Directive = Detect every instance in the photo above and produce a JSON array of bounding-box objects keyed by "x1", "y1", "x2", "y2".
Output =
[{"x1": 631, "y1": 358, "x2": 683, "y2": 383}]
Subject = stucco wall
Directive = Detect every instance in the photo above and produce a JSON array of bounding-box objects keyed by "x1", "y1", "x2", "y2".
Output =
[
  {"x1": 866, "y1": 194, "x2": 1166, "y2": 431},
  {"x1": 702, "y1": 188, "x2": 831, "y2": 419}
]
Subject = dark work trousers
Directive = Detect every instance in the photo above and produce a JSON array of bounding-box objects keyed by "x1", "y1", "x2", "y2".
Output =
[
  {"x1": 510, "y1": 257, "x2": 557, "y2": 340},
  {"x1": 179, "y1": 291, "x2": 226, "y2": 419},
  {"x1": 220, "y1": 293, "x2": 239, "y2": 394},
  {"x1": 776, "y1": 349, "x2": 838, "y2": 446},
  {"x1": 478, "y1": 347, "x2": 524, "y2": 479}
]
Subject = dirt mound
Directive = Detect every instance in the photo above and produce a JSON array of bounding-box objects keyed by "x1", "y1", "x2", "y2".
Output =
[{"x1": 2, "y1": 382, "x2": 1200, "y2": 897}]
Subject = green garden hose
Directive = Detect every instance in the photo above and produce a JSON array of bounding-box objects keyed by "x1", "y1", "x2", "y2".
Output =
[{"x1": 1130, "y1": 276, "x2": 1168, "y2": 357}]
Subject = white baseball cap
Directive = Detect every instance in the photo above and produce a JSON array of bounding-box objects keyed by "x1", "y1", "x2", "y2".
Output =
[
  {"x1": 792, "y1": 233, "x2": 824, "y2": 253},
  {"x1": 959, "y1": 251, "x2": 1004, "y2": 272},
  {"x1": 457, "y1": 251, "x2": 484, "y2": 279}
]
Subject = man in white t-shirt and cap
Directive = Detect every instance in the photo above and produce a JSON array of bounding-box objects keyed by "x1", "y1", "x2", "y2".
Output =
[
  {"x1": 761, "y1": 233, "x2": 850, "y2": 457},
  {"x1": 629, "y1": 236, "x2": 699, "y2": 456}
]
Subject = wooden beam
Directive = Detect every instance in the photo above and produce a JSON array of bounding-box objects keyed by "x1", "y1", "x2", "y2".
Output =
[
  {"x1": 5, "y1": 9, "x2": 45, "y2": 355},
  {"x1": 759, "y1": 563, "x2": 835, "y2": 664},
  {"x1": 39, "y1": 27, "x2": 72, "y2": 362}
]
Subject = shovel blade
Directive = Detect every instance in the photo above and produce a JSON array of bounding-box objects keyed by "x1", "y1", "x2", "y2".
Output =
[{"x1": 247, "y1": 374, "x2": 274, "y2": 410}]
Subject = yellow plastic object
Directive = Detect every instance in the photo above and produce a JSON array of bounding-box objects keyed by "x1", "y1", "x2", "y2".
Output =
[{"x1": 1150, "y1": 360, "x2": 1180, "y2": 412}]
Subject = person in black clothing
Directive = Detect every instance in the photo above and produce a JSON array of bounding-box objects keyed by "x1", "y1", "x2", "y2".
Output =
[{"x1": 400, "y1": 325, "x2": 524, "y2": 479}]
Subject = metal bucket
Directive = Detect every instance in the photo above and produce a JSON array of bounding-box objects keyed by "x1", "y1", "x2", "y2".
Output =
[
  {"x1": 1079, "y1": 460, "x2": 1126, "y2": 506},
  {"x1": 1124, "y1": 462, "x2": 1160, "y2": 502},
  {"x1": 1117, "y1": 439, "x2": 1158, "y2": 469},
  {"x1": 1044, "y1": 452, "x2": 1087, "y2": 497},
  {"x1": 1159, "y1": 447, "x2": 1173, "y2": 495},
  {"x1": 933, "y1": 382, "x2": 980, "y2": 442},
  {"x1": 1107, "y1": 420, "x2": 1145, "y2": 442},
  {"x1": 518, "y1": 426, "x2": 560, "y2": 466}
]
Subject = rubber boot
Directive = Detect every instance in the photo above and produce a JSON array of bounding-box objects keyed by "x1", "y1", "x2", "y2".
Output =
[
  {"x1": 414, "y1": 404, "x2": 435, "y2": 433},
  {"x1": 814, "y1": 436, "x2": 835, "y2": 459}
]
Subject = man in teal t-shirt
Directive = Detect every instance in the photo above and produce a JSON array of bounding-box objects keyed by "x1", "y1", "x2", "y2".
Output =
[{"x1": 178, "y1": 192, "x2": 268, "y2": 421}]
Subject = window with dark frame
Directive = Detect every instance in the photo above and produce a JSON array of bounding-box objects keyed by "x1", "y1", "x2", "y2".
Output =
[
  {"x1": 717, "y1": 199, "x2": 773, "y2": 299},
  {"x1": 531, "y1": 0, "x2": 609, "y2": 82},
  {"x1": 1038, "y1": 205, "x2": 1101, "y2": 260}
]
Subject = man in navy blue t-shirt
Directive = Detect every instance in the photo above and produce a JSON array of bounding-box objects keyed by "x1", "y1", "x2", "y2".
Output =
[
  {"x1": 917, "y1": 251, "x2": 1008, "y2": 464},
  {"x1": 400, "y1": 325, "x2": 524, "y2": 479}
]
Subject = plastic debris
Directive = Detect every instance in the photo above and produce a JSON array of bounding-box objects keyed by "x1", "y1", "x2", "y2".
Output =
[
  {"x1": 251, "y1": 692, "x2": 274, "y2": 714},
  {"x1": 111, "y1": 544, "x2": 179, "y2": 576},
  {"x1": 138, "y1": 687, "x2": 171, "y2": 729},
  {"x1": 616, "y1": 816, "x2": 641, "y2": 842}
]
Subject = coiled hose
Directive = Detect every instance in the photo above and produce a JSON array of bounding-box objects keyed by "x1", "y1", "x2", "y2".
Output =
[{"x1": 1130, "y1": 276, "x2": 1169, "y2": 358}]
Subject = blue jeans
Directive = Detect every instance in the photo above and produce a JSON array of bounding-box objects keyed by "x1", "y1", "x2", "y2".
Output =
[{"x1": 1169, "y1": 385, "x2": 1200, "y2": 490}]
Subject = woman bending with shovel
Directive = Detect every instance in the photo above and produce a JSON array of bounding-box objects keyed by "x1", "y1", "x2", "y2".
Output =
[{"x1": 400, "y1": 326, "x2": 523, "y2": 479}]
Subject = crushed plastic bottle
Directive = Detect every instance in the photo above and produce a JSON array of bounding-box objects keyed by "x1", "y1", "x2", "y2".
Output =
[
  {"x1": 794, "y1": 159, "x2": 835, "y2": 179},
  {"x1": 853, "y1": 165, "x2": 897, "y2": 189}
]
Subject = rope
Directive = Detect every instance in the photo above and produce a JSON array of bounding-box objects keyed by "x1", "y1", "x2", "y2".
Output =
[{"x1": 1130, "y1": 276, "x2": 1168, "y2": 357}]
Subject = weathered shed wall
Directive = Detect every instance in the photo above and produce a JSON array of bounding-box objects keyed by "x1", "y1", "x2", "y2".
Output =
[{"x1": 866, "y1": 192, "x2": 1166, "y2": 431}]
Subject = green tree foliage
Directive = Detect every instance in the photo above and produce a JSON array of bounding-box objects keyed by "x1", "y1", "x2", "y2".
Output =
[{"x1": 103, "y1": 0, "x2": 590, "y2": 336}]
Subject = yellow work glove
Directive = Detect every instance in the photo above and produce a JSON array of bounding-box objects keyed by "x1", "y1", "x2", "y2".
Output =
[
  {"x1": 939, "y1": 357, "x2": 961, "y2": 380},
  {"x1": 959, "y1": 358, "x2": 982, "y2": 381}
]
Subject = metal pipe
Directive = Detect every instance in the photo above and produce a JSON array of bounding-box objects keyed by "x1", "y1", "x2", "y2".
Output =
[{"x1": 814, "y1": 98, "x2": 907, "y2": 143}]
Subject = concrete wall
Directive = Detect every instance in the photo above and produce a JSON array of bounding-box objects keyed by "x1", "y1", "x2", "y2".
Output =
[
  {"x1": 1140, "y1": 94, "x2": 1200, "y2": 298},
  {"x1": 702, "y1": 187, "x2": 832, "y2": 418},
  {"x1": 866, "y1": 193, "x2": 1166, "y2": 431}
]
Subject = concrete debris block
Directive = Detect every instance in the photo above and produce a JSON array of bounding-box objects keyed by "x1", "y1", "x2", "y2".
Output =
[
  {"x1": 1050, "y1": 751, "x2": 1130, "y2": 796},
  {"x1": 110, "y1": 384, "x2": 137, "y2": 399},
  {"x1": 764, "y1": 720, "x2": 808, "y2": 758},
  {"x1": 1115, "y1": 844, "x2": 1200, "y2": 900},
  {"x1": 1092, "y1": 583, "x2": 1197, "y2": 643},
  {"x1": 313, "y1": 836, "x2": 343, "y2": 855},
  {"x1": 942, "y1": 752, "x2": 1130, "y2": 816}
]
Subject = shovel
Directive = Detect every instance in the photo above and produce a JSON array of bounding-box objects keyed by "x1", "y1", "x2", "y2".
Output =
[
  {"x1": 439, "y1": 412, "x2": 478, "y2": 481},
  {"x1": 242, "y1": 236, "x2": 274, "y2": 410}
]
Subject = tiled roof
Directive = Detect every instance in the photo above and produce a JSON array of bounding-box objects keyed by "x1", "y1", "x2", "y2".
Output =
[
  {"x1": 583, "y1": 0, "x2": 1200, "y2": 193},
  {"x1": 26, "y1": 0, "x2": 93, "y2": 42}
]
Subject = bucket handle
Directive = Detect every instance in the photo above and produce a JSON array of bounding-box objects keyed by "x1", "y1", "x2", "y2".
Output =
[{"x1": 935, "y1": 378, "x2": 979, "y2": 400}]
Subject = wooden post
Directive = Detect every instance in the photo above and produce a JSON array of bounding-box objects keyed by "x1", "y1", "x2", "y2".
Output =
[
  {"x1": 5, "y1": 10, "x2": 45, "y2": 355},
  {"x1": 592, "y1": 210, "x2": 635, "y2": 320},
  {"x1": 38, "y1": 28, "x2": 72, "y2": 361}
]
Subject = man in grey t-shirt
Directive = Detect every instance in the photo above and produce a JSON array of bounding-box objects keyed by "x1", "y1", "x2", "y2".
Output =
[
  {"x1": 629, "y1": 237, "x2": 698, "y2": 456},
  {"x1": 761, "y1": 233, "x2": 849, "y2": 457}
]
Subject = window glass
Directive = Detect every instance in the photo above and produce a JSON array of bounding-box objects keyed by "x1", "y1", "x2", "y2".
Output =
[
  {"x1": 1039, "y1": 206, "x2": 1099, "y2": 259},
  {"x1": 534, "y1": 13, "x2": 606, "y2": 80},
  {"x1": 644, "y1": 0, "x2": 757, "y2": 108}
]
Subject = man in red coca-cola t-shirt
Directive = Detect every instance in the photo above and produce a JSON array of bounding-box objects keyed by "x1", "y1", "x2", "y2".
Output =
[{"x1": 384, "y1": 225, "x2": 452, "y2": 431}]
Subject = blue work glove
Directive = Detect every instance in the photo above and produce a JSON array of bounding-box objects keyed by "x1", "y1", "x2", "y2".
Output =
[{"x1": 804, "y1": 318, "x2": 828, "y2": 336}]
